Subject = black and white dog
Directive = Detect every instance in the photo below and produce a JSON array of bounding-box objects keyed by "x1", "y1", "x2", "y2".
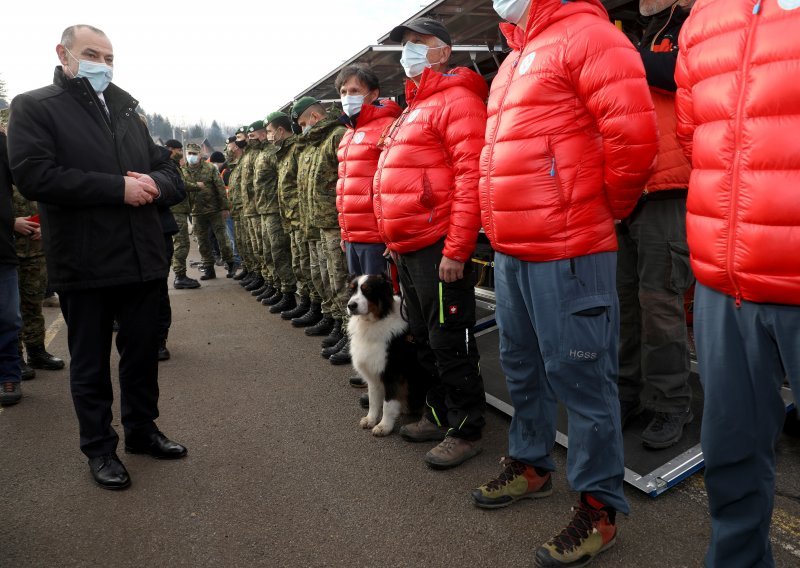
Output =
[{"x1": 347, "y1": 274, "x2": 425, "y2": 437}]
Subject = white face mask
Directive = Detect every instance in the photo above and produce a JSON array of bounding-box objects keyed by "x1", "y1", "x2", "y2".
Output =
[
  {"x1": 187, "y1": 154, "x2": 199, "y2": 165},
  {"x1": 64, "y1": 47, "x2": 114, "y2": 93},
  {"x1": 493, "y1": 0, "x2": 529, "y2": 24},
  {"x1": 341, "y1": 94, "x2": 365, "y2": 117},
  {"x1": 400, "y1": 42, "x2": 440, "y2": 79}
]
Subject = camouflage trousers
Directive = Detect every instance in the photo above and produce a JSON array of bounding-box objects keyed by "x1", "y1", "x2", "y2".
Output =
[
  {"x1": 262, "y1": 214, "x2": 295, "y2": 293},
  {"x1": 320, "y1": 228, "x2": 350, "y2": 323},
  {"x1": 194, "y1": 212, "x2": 234, "y2": 267},
  {"x1": 232, "y1": 212, "x2": 254, "y2": 272},
  {"x1": 171, "y1": 213, "x2": 191, "y2": 277},
  {"x1": 307, "y1": 234, "x2": 327, "y2": 313},
  {"x1": 246, "y1": 215, "x2": 269, "y2": 284},
  {"x1": 290, "y1": 229, "x2": 315, "y2": 301},
  {"x1": 17, "y1": 254, "x2": 46, "y2": 349}
]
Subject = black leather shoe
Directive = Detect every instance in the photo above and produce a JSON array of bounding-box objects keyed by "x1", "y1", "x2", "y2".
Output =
[
  {"x1": 641, "y1": 409, "x2": 693, "y2": 449},
  {"x1": 322, "y1": 335, "x2": 347, "y2": 359},
  {"x1": 200, "y1": 265, "x2": 216, "y2": 280},
  {"x1": 292, "y1": 302, "x2": 322, "y2": 328},
  {"x1": 321, "y1": 320, "x2": 343, "y2": 348},
  {"x1": 244, "y1": 276, "x2": 264, "y2": 292},
  {"x1": 282, "y1": 296, "x2": 309, "y2": 320},
  {"x1": 88, "y1": 453, "x2": 131, "y2": 490},
  {"x1": 158, "y1": 341, "x2": 171, "y2": 362},
  {"x1": 349, "y1": 376, "x2": 367, "y2": 388},
  {"x1": 20, "y1": 361, "x2": 36, "y2": 381},
  {"x1": 27, "y1": 345, "x2": 65, "y2": 371},
  {"x1": 329, "y1": 339, "x2": 351, "y2": 365},
  {"x1": 262, "y1": 289, "x2": 283, "y2": 306},
  {"x1": 125, "y1": 430, "x2": 188, "y2": 459},
  {"x1": 174, "y1": 275, "x2": 201, "y2": 289},
  {"x1": 233, "y1": 269, "x2": 249, "y2": 281},
  {"x1": 305, "y1": 314, "x2": 334, "y2": 336},
  {"x1": 269, "y1": 293, "x2": 296, "y2": 313}
]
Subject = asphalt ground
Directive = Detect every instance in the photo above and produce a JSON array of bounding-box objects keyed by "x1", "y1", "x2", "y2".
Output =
[{"x1": 2, "y1": 251, "x2": 799, "y2": 567}]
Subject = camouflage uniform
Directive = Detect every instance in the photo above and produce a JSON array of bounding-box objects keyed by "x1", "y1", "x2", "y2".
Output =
[
  {"x1": 181, "y1": 160, "x2": 234, "y2": 268},
  {"x1": 297, "y1": 112, "x2": 348, "y2": 321},
  {"x1": 12, "y1": 188, "x2": 46, "y2": 353},
  {"x1": 170, "y1": 154, "x2": 193, "y2": 277},
  {"x1": 238, "y1": 144, "x2": 264, "y2": 281},
  {"x1": 276, "y1": 135, "x2": 315, "y2": 300},
  {"x1": 253, "y1": 142, "x2": 296, "y2": 293},
  {"x1": 228, "y1": 155, "x2": 255, "y2": 273}
]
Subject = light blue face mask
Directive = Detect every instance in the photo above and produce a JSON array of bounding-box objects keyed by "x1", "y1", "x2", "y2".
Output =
[
  {"x1": 493, "y1": 0, "x2": 530, "y2": 24},
  {"x1": 341, "y1": 94, "x2": 365, "y2": 117},
  {"x1": 65, "y1": 47, "x2": 114, "y2": 93},
  {"x1": 186, "y1": 154, "x2": 199, "y2": 165},
  {"x1": 400, "y1": 42, "x2": 439, "y2": 79}
]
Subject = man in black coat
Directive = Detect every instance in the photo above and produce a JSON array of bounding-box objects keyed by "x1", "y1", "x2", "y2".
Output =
[
  {"x1": 7, "y1": 24, "x2": 187, "y2": 490},
  {"x1": 0, "y1": 129, "x2": 23, "y2": 406}
]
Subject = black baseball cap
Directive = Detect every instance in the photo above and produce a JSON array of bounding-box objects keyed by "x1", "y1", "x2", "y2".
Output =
[
  {"x1": 164, "y1": 139, "x2": 182, "y2": 149},
  {"x1": 389, "y1": 18, "x2": 452, "y2": 46}
]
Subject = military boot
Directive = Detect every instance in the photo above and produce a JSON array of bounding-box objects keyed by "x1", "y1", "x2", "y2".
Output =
[
  {"x1": 270, "y1": 293, "x2": 297, "y2": 313},
  {"x1": 262, "y1": 288, "x2": 283, "y2": 306},
  {"x1": 200, "y1": 265, "x2": 216, "y2": 280},
  {"x1": 321, "y1": 319, "x2": 343, "y2": 348},
  {"x1": 305, "y1": 314, "x2": 335, "y2": 337},
  {"x1": 322, "y1": 335, "x2": 347, "y2": 359},
  {"x1": 158, "y1": 339, "x2": 171, "y2": 362},
  {"x1": 244, "y1": 276, "x2": 264, "y2": 291},
  {"x1": 233, "y1": 268, "x2": 250, "y2": 281},
  {"x1": 27, "y1": 344, "x2": 65, "y2": 371},
  {"x1": 225, "y1": 262, "x2": 237, "y2": 278},
  {"x1": 174, "y1": 275, "x2": 201, "y2": 289},
  {"x1": 256, "y1": 285, "x2": 277, "y2": 302},
  {"x1": 20, "y1": 361, "x2": 36, "y2": 381},
  {"x1": 239, "y1": 273, "x2": 255, "y2": 287},
  {"x1": 251, "y1": 283, "x2": 270, "y2": 297},
  {"x1": 329, "y1": 338, "x2": 352, "y2": 365},
  {"x1": 282, "y1": 295, "x2": 310, "y2": 320},
  {"x1": 291, "y1": 302, "x2": 322, "y2": 328}
]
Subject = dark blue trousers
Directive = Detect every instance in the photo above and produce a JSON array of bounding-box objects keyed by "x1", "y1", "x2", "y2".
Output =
[{"x1": 0, "y1": 266, "x2": 22, "y2": 384}]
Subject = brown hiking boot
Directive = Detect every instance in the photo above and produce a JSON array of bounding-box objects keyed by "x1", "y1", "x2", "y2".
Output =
[
  {"x1": 399, "y1": 416, "x2": 447, "y2": 443},
  {"x1": 424, "y1": 436, "x2": 482, "y2": 469}
]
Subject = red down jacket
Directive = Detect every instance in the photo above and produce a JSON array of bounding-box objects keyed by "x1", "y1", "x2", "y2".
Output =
[
  {"x1": 675, "y1": 0, "x2": 800, "y2": 305},
  {"x1": 373, "y1": 67, "x2": 487, "y2": 262},
  {"x1": 336, "y1": 100, "x2": 402, "y2": 244},
  {"x1": 479, "y1": 0, "x2": 658, "y2": 262}
]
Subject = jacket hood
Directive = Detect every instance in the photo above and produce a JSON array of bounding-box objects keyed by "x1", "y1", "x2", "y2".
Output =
[
  {"x1": 501, "y1": 0, "x2": 608, "y2": 50},
  {"x1": 405, "y1": 66, "x2": 489, "y2": 105},
  {"x1": 345, "y1": 99, "x2": 402, "y2": 129}
]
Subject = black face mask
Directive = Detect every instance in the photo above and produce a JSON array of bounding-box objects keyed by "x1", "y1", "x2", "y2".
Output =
[
  {"x1": 235, "y1": 140, "x2": 247, "y2": 149},
  {"x1": 246, "y1": 139, "x2": 258, "y2": 147}
]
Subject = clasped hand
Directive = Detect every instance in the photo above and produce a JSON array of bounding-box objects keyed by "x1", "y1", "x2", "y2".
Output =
[{"x1": 123, "y1": 172, "x2": 159, "y2": 206}]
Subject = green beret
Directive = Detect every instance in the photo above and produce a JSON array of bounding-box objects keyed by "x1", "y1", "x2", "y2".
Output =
[
  {"x1": 248, "y1": 120, "x2": 265, "y2": 133},
  {"x1": 291, "y1": 96, "x2": 319, "y2": 121},
  {"x1": 236, "y1": 126, "x2": 248, "y2": 135},
  {"x1": 186, "y1": 143, "x2": 202, "y2": 152},
  {"x1": 264, "y1": 111, "x2": 288, "y2": 125}
]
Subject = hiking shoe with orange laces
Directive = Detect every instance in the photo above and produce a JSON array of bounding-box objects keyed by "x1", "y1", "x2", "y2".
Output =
[
  {"x1": 471, "y1": 457, "x2": 553, "y2": 509},
  {"x1": 534, "y1": 494, "x2": 617, "y2": 567},
  {"x1": 0, "y1": 381, "x2": 22, "y2": 406}
]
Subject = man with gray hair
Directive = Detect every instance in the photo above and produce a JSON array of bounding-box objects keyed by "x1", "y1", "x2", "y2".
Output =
[{"x1": 8, "y1": 24, "x2": 187, "y2": 490}]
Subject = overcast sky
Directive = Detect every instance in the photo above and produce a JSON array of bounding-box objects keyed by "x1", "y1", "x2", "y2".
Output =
[{"x1": 1, "y1": 0, "x2": 429, "y2": 129}]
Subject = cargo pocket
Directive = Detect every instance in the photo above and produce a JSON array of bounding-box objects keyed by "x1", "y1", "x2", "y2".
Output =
[
  {"x1": 666, "y1": 241, "x2": 694, "y2": 294},
  {"x1": 560, "y1": 295, "x2": 612, "y2": 364},
  {"x1": 437, "y1": 279, "x2": 474, "y2": 330}
]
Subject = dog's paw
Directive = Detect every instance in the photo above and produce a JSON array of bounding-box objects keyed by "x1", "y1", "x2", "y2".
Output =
[
  {"x1": 372, "y1": 423, "x2": 394, "y2": 437},
  {"x1": 360, "y1": 416, "x2": 377, "y2": 429}
]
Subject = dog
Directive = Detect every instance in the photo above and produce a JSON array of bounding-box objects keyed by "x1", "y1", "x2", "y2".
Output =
[{"x1": 347, "y1": 273, "x2": 425, "y2": 437}]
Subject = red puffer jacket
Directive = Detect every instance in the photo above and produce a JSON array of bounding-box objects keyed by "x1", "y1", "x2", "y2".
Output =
[
  {"x1": 479, "y1": 0, "x2": 658, "y2": 262},
  {"x1": 373, "y1": 67, "x2": 487, "y2": 262},
  {"x1": 675, "y1": 0, "x2": 800, "y2": 305},
  {"x1": 337, "y1": 100, "x2": 402, "y2": 244}
]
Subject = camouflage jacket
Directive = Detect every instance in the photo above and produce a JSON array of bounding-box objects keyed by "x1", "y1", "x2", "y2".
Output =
[
  {"x1": 238, "y1": 143, "x2": 260, "y2": 217},
  {"x1": 252, "y1": 144, "x2": 280, "y2": 216},
  {"x1": 181, "y1": 161, "x2": 229, "y2": 216},
  {"x1": 275, "y1": 135, "x2": 303, "y2": 232},
  {"x1": 169, "y1": 154, "x2": 192, "y2": 215},
  {"x1": 296, "y1": 112, "x2": 346, "y2": 234},
  {"x1": 227, "y1": 160, "x2": 242, "y2": 214},
  {"x1": 12, "y1": 186, "x2": 42, "y2": 258}
]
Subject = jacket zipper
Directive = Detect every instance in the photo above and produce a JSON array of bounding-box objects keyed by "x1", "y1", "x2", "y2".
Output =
[
  {"x1": 374, "y1": 107, "x2": 413, "y2": 233},
  {"x1": 340, "y1": 130, "x2": 354, "y2": 238},
  {"x1": 727, "y1": 0, "x2": 761, "y2": 308}
]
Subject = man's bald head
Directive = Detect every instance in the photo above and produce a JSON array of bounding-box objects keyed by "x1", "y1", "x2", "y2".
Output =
[{"x1": 56, "y1": 25, "x2": 114, "y2": 81}]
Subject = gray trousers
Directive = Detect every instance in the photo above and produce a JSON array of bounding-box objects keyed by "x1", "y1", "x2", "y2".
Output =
[
  {"x1": 617, "y1": 196, "x2": 694, "y2": 412},
  {"x1": 695, "y1": 283, "x2": 800, "y2": 568}
]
